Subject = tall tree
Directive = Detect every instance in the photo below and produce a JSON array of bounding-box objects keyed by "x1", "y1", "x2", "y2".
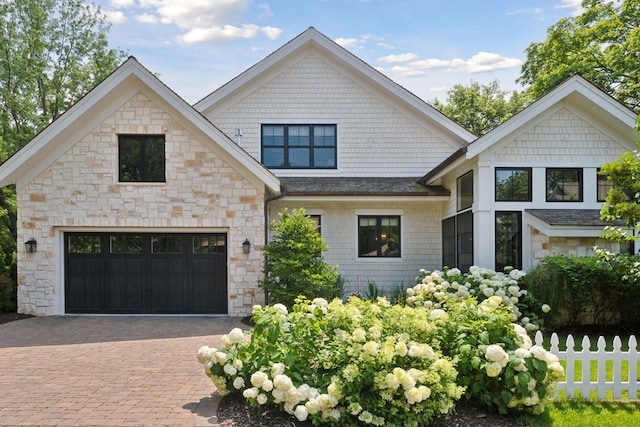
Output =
[
  {"x1": 0, "y1": 0, "x2": 125, "y2": 309},
  {"x1": 431, "y1": 80, "x2": 529, "y2": 136},
  {"x1": 519, "y1": 0, "x2": 640, "y2": 111},
  {"x1": 0, "y1": 0, "x2": 126, "y2": 153}
]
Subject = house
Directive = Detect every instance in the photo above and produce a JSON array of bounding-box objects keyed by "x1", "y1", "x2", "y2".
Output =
[{"x1": 0, "y1": 27, "x2": 637, "y2": 316}]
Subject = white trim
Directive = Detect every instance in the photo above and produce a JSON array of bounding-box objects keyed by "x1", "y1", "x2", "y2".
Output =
[
  {"x1": 355, "y1": 209, "x2": 404, "y2": 262},
  {"x1": 56, "y1": 227, "x2": 231, "y2": 315},
  {"x1": 280, "y1": 196, "x2": 448, "y2": 203}
]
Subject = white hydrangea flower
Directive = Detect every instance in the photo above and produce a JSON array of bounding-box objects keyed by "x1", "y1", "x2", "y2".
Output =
[
  {"x1": 485, "y1": 361, "x2": 502, "y2": 377},
  {"x1": 273, "y1": 303, "x2": 288, "y2": 315},
  {"x1": 223, "y1": 363, "x2": 237, "y2": 376},
  {"x1": 294, "y1": 405, "x2": 309, "y2": 421},
  {"x1": 256, "y1": 393, "x2": 268, "y2": 405},
  {"x1": 233, "y1": 376, "x2": 245, "y2": 389},
  {"x1": 363, "y1": 341, "x2": 379, "y2": 356},
  {"x1": 250, "y1": 371, "x2": 268, "y2": 388},
  {"x1": 243, "y1": 387, "x2": 259, "y2": 399},
  {"x1": 541, "y1": 304, "x2": 551, "y2": 313},
  {"x1": 228, "y1": 328, "x2": 245, "y2": 344}
]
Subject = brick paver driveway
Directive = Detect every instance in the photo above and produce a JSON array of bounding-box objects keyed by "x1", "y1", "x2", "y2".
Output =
[{"x1": 0, "y1": 316, "x2": 245, "y2": 426}]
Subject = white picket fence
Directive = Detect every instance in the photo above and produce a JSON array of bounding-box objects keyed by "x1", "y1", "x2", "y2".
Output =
[{"x1": 534, "y1": 331, "x2": 639, "y2": 399}]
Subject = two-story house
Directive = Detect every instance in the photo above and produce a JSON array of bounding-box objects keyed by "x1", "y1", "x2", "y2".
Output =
[{"x1": 0, "y1": 27, "x2": 637, "y2": 316}]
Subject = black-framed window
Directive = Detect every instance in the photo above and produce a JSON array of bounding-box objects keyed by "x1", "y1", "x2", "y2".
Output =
[
  {"x1": 457, "y1": 171, "x2": 473, "y2": 211},
  {"x1": 308, "y1": 214, "x2": 322, "y2": 234},
  {"x1": 546, "y1": 168, "x2": 582, "y2": 202},
  {"x1": 495, "y1": 211, "x2": 522, "y2": 270},
  {"x1": 358, "y1": 215, "x2": 401, "y2": 257},
  {"x1": 442, "y1": 211, "x2": 473, "y2": 271},
  {"x1": 597, "y1": 168, "x2": 614, "y2": 202},
  {"x1": 496, "y1": 168, "x2": 532, "y2": 201},
  {"x1": 118, "y1": 134, "x2": 165, "y2": 182},
  {"x1": 261, "y1": 124, "x2": 336, "y2": 169}
]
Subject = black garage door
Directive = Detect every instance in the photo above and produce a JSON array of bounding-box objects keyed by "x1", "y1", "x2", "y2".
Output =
[{"x1": 65, "y1": 233, "x2": 227, "y2": 314}]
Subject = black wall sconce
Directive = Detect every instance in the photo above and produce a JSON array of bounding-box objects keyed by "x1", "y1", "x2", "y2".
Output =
[
  {"x1": 25, "y1": 238, "x2": 37, "y2": 253},
  {"x1": 242, "y1": 238, "x2": 251, "y2": 254}
]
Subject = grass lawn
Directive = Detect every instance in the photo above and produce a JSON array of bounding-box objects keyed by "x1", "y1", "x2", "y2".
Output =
[
  {"x1": 517, "y1": 399, "x2": 640, "y2": 427},
  {"x1": 516, "y1": 332, "x2": 640, "y2": 426}
]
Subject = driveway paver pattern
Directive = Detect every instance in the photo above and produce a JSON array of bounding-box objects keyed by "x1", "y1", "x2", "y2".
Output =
[{"x1": 0, "y1": 316, "x2": 245, "y2": 426}]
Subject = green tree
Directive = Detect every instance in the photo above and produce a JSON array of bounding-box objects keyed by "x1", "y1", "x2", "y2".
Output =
[
  {"x1": 431, "y1": 80, "x2": 529, "y2": 136},
  {"x1": 599, "y1": 119, "x2": 640, "y2": 242},
  {"x1": 519, "y1": 0, "x2": 640, "y2": 111},
  {"x1": 259, "y1": 208, "x2": 341, "y2": 307},
  {"x1": 0, "y1": 0, "x2": 125, "y2": 312}
]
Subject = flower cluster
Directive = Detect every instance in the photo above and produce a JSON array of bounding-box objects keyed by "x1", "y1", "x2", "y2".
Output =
[
  {"x1": 198, "y1": 296, "x2": 463, "y2": 426},
  {"x1": 408, "y1": 266, "x2": 546, "y2": 331},
  {"x1": 197, "y1": 276, "x2": 563, "y2": 423}
]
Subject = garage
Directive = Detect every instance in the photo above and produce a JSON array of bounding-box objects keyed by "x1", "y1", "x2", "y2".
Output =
[{"x1": 64, "y1": 232, "x2": 227, "y2": 314}]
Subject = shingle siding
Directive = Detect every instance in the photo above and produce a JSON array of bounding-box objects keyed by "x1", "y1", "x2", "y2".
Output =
[{"x1": 209, "y1": 53, "x2": 456, "y2": 177}]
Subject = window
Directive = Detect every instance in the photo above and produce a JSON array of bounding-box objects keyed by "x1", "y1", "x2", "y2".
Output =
[
  {"x1": 308, "y1": 214, "x2": 322, "y2": 234},
  {"x1": 546, "y1": 168, "x2": 582, "y2": 202},
  {"x1": 110, "y1": 235, "x2": 143, "y2": 254},
  {"x1": 261, "y1": 125, "x2": 336, "y2": 169},
  {"x1": 442, "y1": 211, "x2": 473, "y2": 271},
  {"x1": 495, "y1": 211, "x2": 522, "y2": 270},
  {"x1": 496, "y1": 168, "x2": 532, "y2": 201},
  {"x1": 358, "y1": 216, "x2": 401, "y2": 257},
  {"x1": 457, "y1": 171, "x2": 473, "y2": 211},
  {"x1": 68, "y1": 235, "x2": 101, "y2": 254},
  {"x1": 193, "y1": 235, "x2": 226, "y2": 254},
  {"x1": 597, "y1": 168, "x2": 613, "y2": 202},
  {"x1": 119, "y1": 134, "x2": 165, "y2": 182},
  {"x1": 151, "y1": 235, "x2": 183, "y2": 254}
]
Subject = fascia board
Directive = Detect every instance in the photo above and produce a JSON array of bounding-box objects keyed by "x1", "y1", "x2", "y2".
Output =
[
  {"x1": 466, "y1": 76, "x2": 638, "y2": 159},
  {"x1": 279, "y1": 195, "x2": 449, "y2": 203}
]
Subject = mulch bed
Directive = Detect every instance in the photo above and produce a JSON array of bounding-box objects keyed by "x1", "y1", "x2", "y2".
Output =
[
  {"x1": 0, "y1": 312, "x2": 34, "y2": 325},
  {"x1": 216, "y1": 392, "x2": 525, "y2": 427}
]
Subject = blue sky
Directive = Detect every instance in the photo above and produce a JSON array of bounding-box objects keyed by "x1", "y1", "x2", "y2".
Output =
[{"x1": 93, "y1": 0, "x2": 585, "y2": 104}]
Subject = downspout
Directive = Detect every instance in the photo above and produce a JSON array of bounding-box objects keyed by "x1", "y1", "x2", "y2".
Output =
[{"x1": 262, "y1": 186, "x2": 286, "y2": 305}]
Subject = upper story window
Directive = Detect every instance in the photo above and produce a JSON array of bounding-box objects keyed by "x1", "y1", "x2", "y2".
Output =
[
  {"x1": 597, "y1": 168, "x2": 613, "y2": 202},
  {"x1": 119, "y1": 134, "x2": 165, "y2": 182},
  {"x1": 457, "y1": 171, "x2": 473, "y2": 211},
  {"x1": 358, "y1": 215, "x2": 401, "y2": 258},
  {"x1": 546, "y1": 168, "x2": 582, "y2": 202},
  {"x1": 261, "y1": 124, "x2": 336, "y2": 169},
  {"x1": 495, "y1": 168, "x2": 532, "y2": 201}
]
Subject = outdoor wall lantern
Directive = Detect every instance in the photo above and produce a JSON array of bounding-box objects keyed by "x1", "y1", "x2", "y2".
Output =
[
  {"x1": 25, "y1": 238, "x2": 37, "y2": 253},
  {"x1": 242, "y1": 238, "x2": 251, "y2": 254}
]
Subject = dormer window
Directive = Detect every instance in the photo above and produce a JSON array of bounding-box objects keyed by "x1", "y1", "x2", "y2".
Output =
[{"x1": 261, "y1": 124, "x2": 336, "y2": 169}]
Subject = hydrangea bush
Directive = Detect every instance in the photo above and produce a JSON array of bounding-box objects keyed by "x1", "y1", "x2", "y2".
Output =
[
  {"x1": 198, "y1": 297, "x2": 464, "y2": 427},
  {"x1": 408, "y1": 266, "x2": 547, "y2": 332},
  {"x1": 198, "y1": 267, "x2": 563, "y2": 423}
]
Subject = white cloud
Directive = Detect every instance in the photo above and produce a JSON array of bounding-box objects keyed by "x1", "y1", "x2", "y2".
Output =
[
  {"x1": 109, "y1": 0, "x2": 135, "y2": 7},
  {"x1": 390, "y1": 65, "x2": 425, "y2": 78},
  {"x1": 135, "y1": 13, "x2": 159, "y2": 24},
  {"x1": 507, "y1": 7, "x2": 544, "y2": 16},
  {"x1": 102, "y1": 10, "x2": 127, "y2": 24},
  {"x1": 386, "y1": 52, "x2": 522, "y2": 77},
  {"x1": 108, "y1": 0, "x2": 282, "y2": 44},
  {"x1": 335, "y1": 37, "x2": 360, "y2": 48},
  {"x1": 378, "y1": 53, "x2": 419, "y2": 64},
  {"x1": 555, "y1": 0, "x2": 584, "y2": 16}
]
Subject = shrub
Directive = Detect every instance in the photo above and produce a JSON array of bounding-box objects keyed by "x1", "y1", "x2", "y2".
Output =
[
  {"x1": 0, "y1": 274, "x2": 16, "y2": 313},
  {"x1": 522, "y1": 253, "x2": 640, "y2": 328},
  {"x1": 259, "y1": 208, "x2": 341, "y2": 307},
  {"x1": 198, "y1": 291, "x2": 563, "y2": 424},
  {"x1": 407, "y1": 266, "x2": 546, "y2": 332},
  {"x1": 198, "y1": 297, "x2": 464, "y2": 427}
]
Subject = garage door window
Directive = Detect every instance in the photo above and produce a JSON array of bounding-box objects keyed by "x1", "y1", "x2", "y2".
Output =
[
  {"x1": 68, "y1": 235, "x2": 101, "y2": 254},
  {"x1": 110, "y1": 235, "x2": 142, "y2": 253},
  {"x1": 193, "y1": 235, "x2": 226, "y2": 254},
  {"x1": 152, "y1": 235, "x2": 184, "y2": 254}
]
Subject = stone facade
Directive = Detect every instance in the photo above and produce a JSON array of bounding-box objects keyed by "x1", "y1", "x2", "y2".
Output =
[{"x1": 17, "y1": 93, "x2": 266, "y2": 315}]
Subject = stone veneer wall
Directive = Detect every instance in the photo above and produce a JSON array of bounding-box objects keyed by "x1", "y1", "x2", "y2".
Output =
[
  {"x1": 530, "y1": 227, "x2": 620, "y2": 267},
  {"x1": 17, "y1": 93, "x2": 266, "y2": 316}
]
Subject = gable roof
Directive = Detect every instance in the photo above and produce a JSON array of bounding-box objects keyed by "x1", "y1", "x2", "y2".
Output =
[
  {"x1": 194, "y1": 27, "x2": 475, "y2": 145},
  {"x1": 420, "y1": 75, "x2": 639, "y2": 184},
  {"x1": 0, "y1": 57, "x2": 280, "y2": 193}
]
